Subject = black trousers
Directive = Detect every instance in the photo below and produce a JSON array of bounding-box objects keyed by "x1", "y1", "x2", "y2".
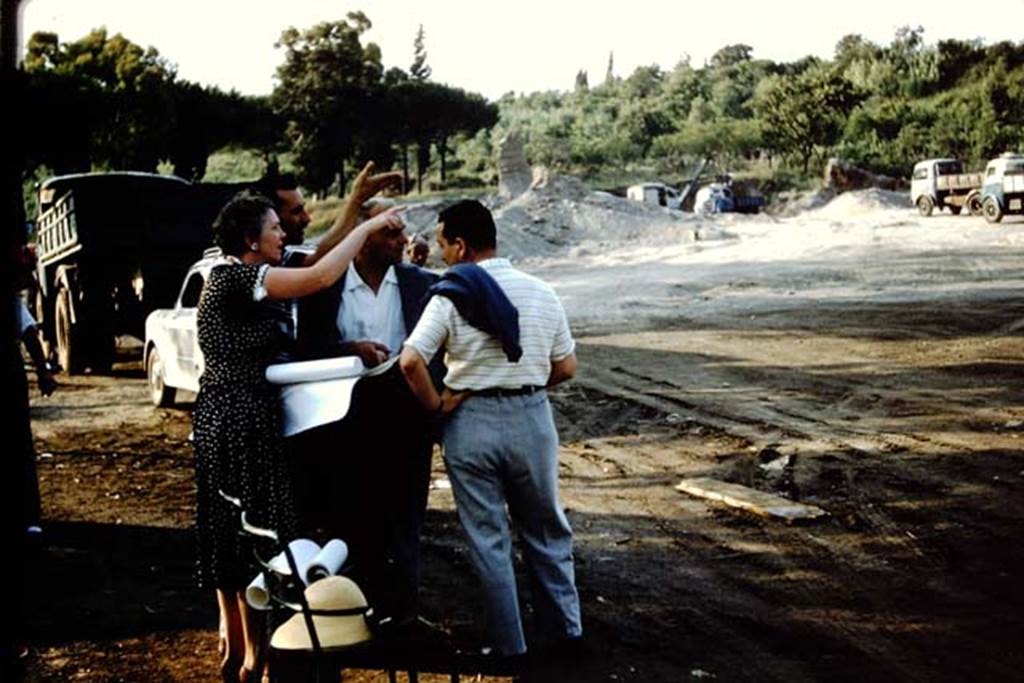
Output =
[{"x1": 287, "y1": 362, "x2": 433, "y2": 620}]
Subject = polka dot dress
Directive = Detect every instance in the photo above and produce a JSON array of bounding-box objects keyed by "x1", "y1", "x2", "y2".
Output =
[{"x1": 192, "y1": 263, "x2": 298, "y2": 590}]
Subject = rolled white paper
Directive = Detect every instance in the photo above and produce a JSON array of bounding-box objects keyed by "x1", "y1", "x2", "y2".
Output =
[
  {"x1": 266, "y1": 357, "x2": 364, "y2": 385},
  {"x1": 305, "y1": 539, "x2": 349, "y2": 584},
  {"x1": 245, "y1": 538, "x2": 321, "y2": 610},
  {"x1": 245, "y1": 573, "x2": 271, "y2": 610},
  {"x1": 279, "y1": 377, "x2": 360, "y2": 437}
]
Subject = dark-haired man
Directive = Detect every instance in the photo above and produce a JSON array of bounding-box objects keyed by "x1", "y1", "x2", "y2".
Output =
[
  {"x1": 252, "y1": 162, "x2": 402, "y2": 352},
  {"x1": 399, "y1": 199, "x2": 582, "y2": 659},
  {"x1": 255, "y1": 162, "x2": 402, "y2": 267}
]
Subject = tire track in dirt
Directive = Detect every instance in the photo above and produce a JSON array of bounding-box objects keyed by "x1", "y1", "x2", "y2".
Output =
[
  {"x1": 579, "y1": 342, "x2": 1009, "y2": 460},
  {"x1": 555, "y1": 360, "x2": 1024, "y2": 680}
]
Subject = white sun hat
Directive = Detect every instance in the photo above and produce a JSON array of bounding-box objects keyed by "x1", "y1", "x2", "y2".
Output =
[{"x1": 270, "y1": 575, "x2": 373, "y2": 650}]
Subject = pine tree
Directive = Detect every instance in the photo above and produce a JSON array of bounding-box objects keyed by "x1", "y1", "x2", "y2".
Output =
[
  {"x1": 410, "y1": 24, "x2": 431, "y2": 81},
  {"x1": 605, "y1": 51, "x2": 615, "y2": 84}
]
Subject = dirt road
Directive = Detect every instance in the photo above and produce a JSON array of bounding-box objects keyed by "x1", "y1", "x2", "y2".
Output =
[{"x1": 22, "y1": 204, "x2": 1024, "y2": 681}]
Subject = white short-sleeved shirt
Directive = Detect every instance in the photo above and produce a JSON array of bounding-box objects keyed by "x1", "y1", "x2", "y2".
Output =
[
  {"x1": 404, "y1": 257, "x2": 574, "y2": 390},
  {"x1": 336, "y1": 263, "x2": 407, "y2": 358}
]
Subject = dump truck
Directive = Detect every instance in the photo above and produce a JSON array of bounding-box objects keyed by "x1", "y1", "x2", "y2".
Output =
[
  {"x1": 692, "y1": 179, "x2": 765, "y2": 215},
  {"x1": 980, "y1": 152, "x2": 1024, "y2": 223},
  {"x1": 33, "y1": 172, "x2": 248, "y2": 374},
  {"x1": 910, "y1": 158, "x2": 984, "y2": 216}
]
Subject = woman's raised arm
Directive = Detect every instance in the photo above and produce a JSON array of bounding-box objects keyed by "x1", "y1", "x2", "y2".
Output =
[{"x1": 262, "y1": 207, "x2": 404, "y2": 300}]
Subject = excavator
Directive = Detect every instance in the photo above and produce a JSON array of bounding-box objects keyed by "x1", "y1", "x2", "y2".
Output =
[{"x1": 627, "y1": 157, "x2": 766, "y2": 214}]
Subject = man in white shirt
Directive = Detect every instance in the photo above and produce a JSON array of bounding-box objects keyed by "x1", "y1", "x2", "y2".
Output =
[
  {"x1": 253, "y1": 163, "x2": 402, "y2": 352},
  {"x1": 292, "y1": 209, "x2": 444, "y2": 627},
  {"x1": 399, "y1": 199, "x2": 582, "y2": 660}
]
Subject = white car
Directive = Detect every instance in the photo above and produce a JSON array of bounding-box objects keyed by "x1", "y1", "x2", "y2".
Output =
[
  {"x1": 143, "y1": 249, "x2": 221, "y2": 406},
  {"x1": 144, "y1": 246, "x2": 312, "y2": 407}
]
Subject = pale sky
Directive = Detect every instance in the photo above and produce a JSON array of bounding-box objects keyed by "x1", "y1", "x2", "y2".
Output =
[{"x1": 18, "y1": 0, "x2": 1024, "y2": 101}]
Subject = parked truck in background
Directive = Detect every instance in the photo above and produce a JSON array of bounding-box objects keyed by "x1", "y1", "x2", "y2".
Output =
[
  {"x1": 626, "y1": 158, "x2": 765, "y2": 215},
  {"x1": 911, "y1": 158, "x2": 984, "y2": 216},
  {"x1": 980, "y1": 152, "x2": 1024, "y2": 223},
  {"x1": 692, "y1": 179, "x2": 766, "y2": 215},
  {"x1": 626, "y1": 182, "x2": 683, "y2": 209},
  {"x1": 33, "y1": 172, "x2": 248, "y2": 374}
]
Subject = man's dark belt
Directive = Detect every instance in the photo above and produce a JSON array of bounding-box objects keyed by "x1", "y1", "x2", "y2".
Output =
[{"x1": 473, "y1": 385, "x2": 543, "y2": 398}]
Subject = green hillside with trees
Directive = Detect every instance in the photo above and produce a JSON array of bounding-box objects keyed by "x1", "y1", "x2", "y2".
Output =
[
  {"x1": 18, "y1": 15, "x2": 1024, "y2": 203},
  {"x1": 490, "y1": 27, "x2": 1023, "y2": 186}
]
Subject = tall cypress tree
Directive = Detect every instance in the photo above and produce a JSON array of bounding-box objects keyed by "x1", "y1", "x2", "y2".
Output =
[{"x1": 410, "y1": 24, "x2": 431, "y2": 81}]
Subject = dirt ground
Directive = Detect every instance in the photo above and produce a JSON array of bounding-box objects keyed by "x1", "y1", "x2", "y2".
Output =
[{"x1": 20, "y1": 205, "x2": 1024, "y2": 682}]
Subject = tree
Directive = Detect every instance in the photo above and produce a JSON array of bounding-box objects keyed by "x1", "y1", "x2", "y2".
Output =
[
  {"x1": 574, "y1": 69, "x2": 589, "y2": 91},
  {"x1": 651, "y1": 119, "x2": 762, "y2": 168},
  {"x1": 24, "y1": 28, "x2": 177, "y2": 171},
  {"x1": 167, "y1": 86, "x2": 280, "y2": 180},
  {"x1": 24, "y1": 29, "x2": 278, "y2": 179},
  {"x1": 410, "y1": 24, "x2": 431, "y2": 81},
  {"x1": 273, "y1": 13, "x2": 384, "y2": 195},
  {"x1": 935, "y1": 38, "x2": 984, "y2": 90},
  {"x1": 754, "y1": 66, "x2": 860, "y2": 172},
  {"x1": 834, "y1": 34, "x2": 877, "y2": 66},
  {"x1": 623, "y1": 65, "x2": 663, "y2": 99},
  {"x1": 396, "y1": 81, "x2": 498, "y2": 191},
  {"x1": 434, "y1": 87, "x2": 498, "y2": 185},
  {"x1": 710, "y1": 44, "x2": 753, "y2": 69}
]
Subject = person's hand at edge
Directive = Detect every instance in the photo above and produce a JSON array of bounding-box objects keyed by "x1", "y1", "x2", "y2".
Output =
[{"x1": 352, "y1": 161, "x2": 404, "y2": 204}]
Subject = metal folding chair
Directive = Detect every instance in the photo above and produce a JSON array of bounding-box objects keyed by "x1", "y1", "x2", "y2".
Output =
[
  {"x1": 220, "y1": 490, "x2": 514, "y2": 682},
  {"x1": 219, "y1": 490, "x2": 381, "y2": 682}
]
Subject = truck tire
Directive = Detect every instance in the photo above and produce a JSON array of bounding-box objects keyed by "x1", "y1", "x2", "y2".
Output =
[
  {"x1": 55, "y1": 287, "x2": 84, "y2": 375},
  {"x1": 147, "y1": 348, "x2": 175, "y2": 407},
  {"x1": 967, "y1": 193, "x2": 984, "y2": 216},
  {"x1": 917, "y1": 196, "x2": 934, "y2": 217},
  {"x1": 982, "y1": 196, "x2": 1003, "y2": 224}
]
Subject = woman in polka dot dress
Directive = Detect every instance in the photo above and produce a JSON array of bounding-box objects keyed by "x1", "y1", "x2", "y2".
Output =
[{"x1": 193, "y1": 192, "x2": 403, "y2": 682}]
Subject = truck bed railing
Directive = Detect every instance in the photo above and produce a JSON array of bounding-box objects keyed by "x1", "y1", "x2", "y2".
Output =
[
  {"x1": 37, "y1": 193, "x2": 81, "y2": 265},
  {"x1": 936, "y1": 173, "x2": 983, "y2": 191}
]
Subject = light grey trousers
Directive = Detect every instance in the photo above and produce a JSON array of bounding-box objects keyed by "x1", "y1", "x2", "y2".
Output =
[{"x1": 443, "y1": 390, "x2": 582, "y2": 655}]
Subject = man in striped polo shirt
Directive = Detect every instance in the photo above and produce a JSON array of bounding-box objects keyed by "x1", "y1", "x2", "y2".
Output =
[{"x1": 399, "y1": 199, "x2": 582, "y2": 660}]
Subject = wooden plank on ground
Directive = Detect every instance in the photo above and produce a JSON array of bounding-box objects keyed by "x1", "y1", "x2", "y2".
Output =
[{"x1": 676, "y1": 477, "x2": 827, "y2": 523}]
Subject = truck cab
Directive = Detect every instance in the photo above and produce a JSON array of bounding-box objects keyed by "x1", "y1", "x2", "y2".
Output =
[
  {"x1": 910, "y1": 158, "x2": 983, "y2": 216},
  {"x1": 627, "y1": 182, "x2": 683, "y2": 210},
  {"x1": 980, "y1": 152, "x2": 1024, "y2": 223}
]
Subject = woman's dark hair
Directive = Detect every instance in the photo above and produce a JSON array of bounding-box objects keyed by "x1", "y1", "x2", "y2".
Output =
[
  {"x1": 438, "y1": 199, "x2": 496, "y2": 251},
  {"x1": 212, "y1": 192, "x2": 275, "y2": 256}
]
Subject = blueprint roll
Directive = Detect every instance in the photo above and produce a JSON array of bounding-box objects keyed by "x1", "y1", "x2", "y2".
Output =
[
  {"x1": 245, "y1": 538, "x2": 321, "y2": 610},
  {"x1": 246, "y1": 573, "x2": 272, "y2": 610},
  {"x1": 305, "y1": 539, "x2": 349, "y2": 583},
  {"x1": 265, "y1": 356, "x2": 364, "y2": 385}
]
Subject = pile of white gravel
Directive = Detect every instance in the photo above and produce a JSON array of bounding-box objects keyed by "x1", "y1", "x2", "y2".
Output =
[{"x1": 812, "y1": 188, "x2": 913, "y2": 219}]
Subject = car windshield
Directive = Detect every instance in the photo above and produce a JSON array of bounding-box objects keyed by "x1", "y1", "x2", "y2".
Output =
[
  {"x1": 1005, "y1": 161, "x2": 1024, "y2": 176},
  {"x1": 935, "y1": 161, "x2": 963, "y2": 175},
  {"x1": 179, "y1": 272, "x2": 205, "y2": 308}
]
